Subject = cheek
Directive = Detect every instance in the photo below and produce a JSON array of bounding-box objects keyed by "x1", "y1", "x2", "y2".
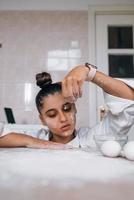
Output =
[
  {"x1": 69, "y1": 105, "x2": 77, "y2": 124},
  {"x1": 45, "y1": 118, "x2": 58, "y2": 129},
  {"x1": 70, "y1": 113, "x2": 75, "y2": 123},
  {"x1": 68, "y1": 111, "x2": 76, "y2": 124},
  {"x1": 40, "y1": 113, "x2": 58, "y2": 129}
]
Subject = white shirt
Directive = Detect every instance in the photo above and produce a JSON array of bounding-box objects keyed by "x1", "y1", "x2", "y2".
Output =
[{"x1": 1, "y1": 80, "x2": 134, "y2": 148}]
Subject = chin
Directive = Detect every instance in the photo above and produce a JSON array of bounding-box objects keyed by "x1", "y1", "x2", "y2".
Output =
[{"x1": 61, "y1": 130, "x2": 74, "y2": 137}]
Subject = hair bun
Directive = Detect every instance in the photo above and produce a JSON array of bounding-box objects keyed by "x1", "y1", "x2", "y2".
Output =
[{"x1": 36, "y1": 72, "x2": 52, "y2": 89}]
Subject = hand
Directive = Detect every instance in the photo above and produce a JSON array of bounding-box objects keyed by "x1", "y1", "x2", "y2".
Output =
[
  {"x1": 26, "y1": 138, "x2": 72, "y2": 150},
  {"x1": 62, "y1": 65, "x2": 89, "y2": 102}
]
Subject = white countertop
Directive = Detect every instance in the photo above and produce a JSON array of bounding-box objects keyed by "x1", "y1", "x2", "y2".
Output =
[{"x1": 0, "y1": 148, "x2": 134, "y2": 200}]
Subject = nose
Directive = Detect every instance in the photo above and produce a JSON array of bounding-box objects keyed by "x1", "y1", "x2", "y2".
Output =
[{"x1": 59, "y1": 111, "x2": 67, "y2": 122}]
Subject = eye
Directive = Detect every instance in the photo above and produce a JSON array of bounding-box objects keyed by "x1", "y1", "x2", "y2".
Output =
[
  {"x1": 48, "y1": 114, "x2": 57, "y2": 118},
  {"x1": 63, "y1": 103, "x2": 72, "y2": 112},
  {"x1": 47, "y1": 111, "x2": 57, "y2": 118}
]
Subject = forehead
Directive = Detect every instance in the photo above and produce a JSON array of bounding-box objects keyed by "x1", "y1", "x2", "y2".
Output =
[{"x1": 42, "y1": 93, "x2": 66, "y2": 111}]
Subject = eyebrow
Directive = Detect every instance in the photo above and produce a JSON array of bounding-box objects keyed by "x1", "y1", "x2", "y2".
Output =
[{"x1": 45, "y1": 102, "x2": 71, "y2": 114}]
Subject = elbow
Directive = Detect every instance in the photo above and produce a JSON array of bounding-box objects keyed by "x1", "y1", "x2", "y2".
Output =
[{"x1": 0, "y1": 132, "x2": 17, "y2": 148}]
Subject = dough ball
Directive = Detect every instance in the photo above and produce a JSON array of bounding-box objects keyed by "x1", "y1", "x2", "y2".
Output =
[
  {"x1": 101, "y1": 140, "x2": 121, "y2": 158},
  {"x1": 123, "y1": 141, "x2": 134, "y2": 161}
]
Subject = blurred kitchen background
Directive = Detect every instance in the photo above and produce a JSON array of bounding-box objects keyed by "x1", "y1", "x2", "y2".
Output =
[{"x1": 0, "y1": 0, "x2": 134, "y2": 136}]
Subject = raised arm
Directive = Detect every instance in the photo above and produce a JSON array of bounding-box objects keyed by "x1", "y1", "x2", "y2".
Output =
[
  {"x1": 62, "y1": 65, "x2": 134, "y2": 102},
  {"x1": 0, "y1": 132, "x2": 67, "y2": 149}
]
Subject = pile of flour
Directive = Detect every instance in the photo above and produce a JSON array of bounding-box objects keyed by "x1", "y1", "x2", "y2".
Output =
[{"x1": 0, "y1": 148, "x2": 134, "y2": 188}]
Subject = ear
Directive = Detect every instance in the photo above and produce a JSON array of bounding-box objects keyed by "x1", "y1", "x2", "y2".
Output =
[{"x1": 39, "y1": 114, "x2": 46, "y2": 125}]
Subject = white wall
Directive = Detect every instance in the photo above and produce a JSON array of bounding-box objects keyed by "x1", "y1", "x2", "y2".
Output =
[
  {"x1": 0, "y1": 11, "x2": 89, "y2": 127},
  {"x1": 0, "y1": 0, "x2": 134, "y2": 10}
]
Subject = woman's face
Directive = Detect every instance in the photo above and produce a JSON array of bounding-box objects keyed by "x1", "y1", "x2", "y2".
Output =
[{"x1": 39, "y1": 92, "x2": 77, "y2": 143}]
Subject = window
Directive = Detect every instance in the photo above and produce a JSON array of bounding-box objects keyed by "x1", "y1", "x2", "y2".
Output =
[
  {"x1": 108, "y1": 26, "x2": 133, "y2": 49},
  {"x1": 108, "y1": 26, "x2": 134, "y2": 78},
  {"x1": 109, "y1": 55, "x2": 134, "y2": 78}
]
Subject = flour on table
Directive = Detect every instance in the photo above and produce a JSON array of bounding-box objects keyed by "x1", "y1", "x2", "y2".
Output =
[{"x1": 0, "y1": 148, "x2": 134, "y2": 189}]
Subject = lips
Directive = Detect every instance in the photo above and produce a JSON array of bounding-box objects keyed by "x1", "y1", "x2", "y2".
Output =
[{"x1": 61, "y1": 124, "x2": 71, "y2": 131}]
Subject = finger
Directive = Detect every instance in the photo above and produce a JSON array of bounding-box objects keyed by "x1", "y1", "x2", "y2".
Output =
[
  {"x1": 62, "y1": 77, "x2": 75, "y2": 102},
  {"x1": 72, "y1": 78, "x2": 80, "y2": 99},
  {"x1": 65, "y1": 76, "x2": 76, "y2": 102},
  {"x1": 27, "y1": 141, "x2": 66, "y2": 149},
  {"x1": 61, "y1": 78, "x2": 68, "y2": 97},
  {"x1": 79, "y1": 88, "x2": 83, "y2": 98},
  {"x1": 78, "y1": 80, "x2": 84, "y2": 97},
  {"x1": 44, "y1": 144, "x2": 72, "y2": 150},
  {"x1": 66, "y1": 76, "x2": 73, "y2": 96},
  {"x1": 49, "y1": 144, "x2": 73, "y2": 150}
]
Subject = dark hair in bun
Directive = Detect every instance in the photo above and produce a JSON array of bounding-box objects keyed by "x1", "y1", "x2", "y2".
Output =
[
  {"x1": 36, "y1": 72, "x2": 52, "y2": 89},
  {"x1": 35, "y1": 72, "x2": 61, "y2": 113}
]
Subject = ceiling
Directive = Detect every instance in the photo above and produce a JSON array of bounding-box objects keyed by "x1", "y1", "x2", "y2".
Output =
[{"x1": 0, "y1": 0, "x2": 134, "y2": 10}]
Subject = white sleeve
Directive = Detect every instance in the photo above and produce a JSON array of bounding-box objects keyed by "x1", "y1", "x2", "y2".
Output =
[
  {"x1": 99, "y1": 80, "x2": 134, "y2": 136},
  {"x1": 0, "y1": 124, "x2": 46, "y2": 138},
  {"x1": 1, "y1": 127, "x2": 13, "y2": 137},
  {"x1": 0, "y1": 123, "x2": 13, "y2": 137}
]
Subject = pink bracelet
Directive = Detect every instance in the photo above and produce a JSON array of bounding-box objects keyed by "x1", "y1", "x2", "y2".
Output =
[{"x1": 85, "y1": 63, "x2": 97, "y2": 81}]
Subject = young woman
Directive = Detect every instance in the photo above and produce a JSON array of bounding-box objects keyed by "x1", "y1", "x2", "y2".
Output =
[{"x1": 0, "y1": 63, "x2": 134, "y2": 148}]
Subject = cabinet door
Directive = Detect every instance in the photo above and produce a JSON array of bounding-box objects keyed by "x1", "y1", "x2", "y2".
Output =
[
  {"x1": 96, "y1": 14, "x2": 134, "y2": 138},
  {"x1": 96, "y1": 15, "x2": 134, "y2": 78}
]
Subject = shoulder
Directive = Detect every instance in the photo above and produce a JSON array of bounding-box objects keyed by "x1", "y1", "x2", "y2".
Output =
[
  {"x1": 76, "y1": 126, "x2": 99, "y2": 148},
  {"x1": 77, "y1": 127, "x2": 90, "y2": 132},
  {"x1": 77, "y1": 124, "x2": 101, "y2": 139}
]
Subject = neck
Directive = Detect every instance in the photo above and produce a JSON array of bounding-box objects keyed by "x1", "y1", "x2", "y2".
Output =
[{"x1": 50, "y1": 131, "x2": 76, "y2": 144}]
